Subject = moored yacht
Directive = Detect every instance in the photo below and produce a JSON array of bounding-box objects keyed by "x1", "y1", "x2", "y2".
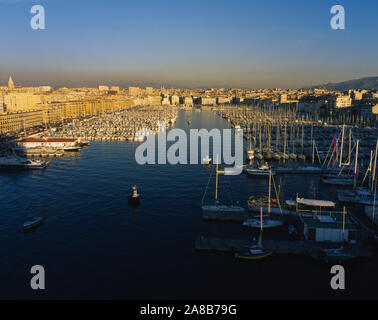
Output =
[{"x1": 0, "y1": 156, "x2": 49, "y2": 171}]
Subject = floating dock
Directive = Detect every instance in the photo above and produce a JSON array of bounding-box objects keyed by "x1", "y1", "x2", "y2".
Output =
[{"x1": 195, "y1": 236, "x2": 372, "y2": 257}]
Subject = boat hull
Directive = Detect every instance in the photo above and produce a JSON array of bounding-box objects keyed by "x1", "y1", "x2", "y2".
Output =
[
  {"x1": 235, "y1": 251, "x2": 273, "y2": 260},
  {"x1": 202, "y1": 205, "x2": 245, "y2": 213}
]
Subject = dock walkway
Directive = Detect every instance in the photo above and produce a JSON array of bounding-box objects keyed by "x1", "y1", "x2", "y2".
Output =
[{"x1": 195, "y1": 236, "x2": 372, "y2": 257}]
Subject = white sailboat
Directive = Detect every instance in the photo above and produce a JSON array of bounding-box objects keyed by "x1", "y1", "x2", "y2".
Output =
[
  {"x1": 243, "y1": 207, "x2": 284, "y2": 229},
  {"x1": 201, "y1": 156, "x2": 245, "y2": 213},
  {"x1": 338, "y1": 140, "x2": 378, "y2": 206}
]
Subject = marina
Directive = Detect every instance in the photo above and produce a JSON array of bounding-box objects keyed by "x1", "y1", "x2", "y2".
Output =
[{"x1": 0, "y1": 108, "x2": 377, "y2": 299}]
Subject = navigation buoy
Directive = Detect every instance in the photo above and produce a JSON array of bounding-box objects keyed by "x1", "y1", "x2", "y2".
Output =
[{"x1": 128, "y1": 185, "x2": 140, "y2": 207}]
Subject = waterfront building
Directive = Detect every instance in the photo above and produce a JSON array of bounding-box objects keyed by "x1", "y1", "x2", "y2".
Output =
[
  {"x1": 200, "y1": 97, "x2": 217, "y2": 106},
  {"x1": 170, "y1": 95, "x2": 180, "y2": 105},
  {"x1": 17, "y1": 137, "x2": 78, "y2": 149},
  {"x1": 98, "y1": 85, "x2": 109, "y2": 92},
  {"x1": 330, "y1": 95, "x2": 353, "y2": 109},
  {"x1": 129, "y1": 87, "x2": 141, "y2": 97},
  {"x1": 183, "y1": 96, "x2": 193, "y2": 105},
  {"x1": 0, "y1": 110, "x2": 44, "y2": 134},
  {"x1": 3, "y1": 93, "x2": 42, "y2": 112}
]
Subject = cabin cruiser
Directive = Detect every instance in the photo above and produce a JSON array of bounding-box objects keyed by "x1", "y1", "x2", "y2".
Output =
[{"x1": 0, "y1": 156, "x2": 48, "y2": 171}]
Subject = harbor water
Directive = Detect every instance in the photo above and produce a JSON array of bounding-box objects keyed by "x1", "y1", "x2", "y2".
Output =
[{"x1": 0, "y1": 110, "x2": 377, "y2": 299}]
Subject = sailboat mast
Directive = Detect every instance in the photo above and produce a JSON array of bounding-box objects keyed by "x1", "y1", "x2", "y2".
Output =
[
  {"x1": 268, "y1": 169, "x2": 272, "y2": 214},
  {"x1": 354, "y1": 140, "x2": 359, "y2": 189},
  {"x1": 340, "y1": 125, "x2": 345, "y2": 167},
  {"x1": 215, "y1": 155, "x2": 219, "y2": 201},
  {"x1": 372, "y1": 140, "x2": 378, "y2": 192}
]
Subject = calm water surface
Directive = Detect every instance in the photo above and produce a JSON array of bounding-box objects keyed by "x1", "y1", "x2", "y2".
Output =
[{"x1": 0, "y1": 110, "x2": 376, "y2": 299}]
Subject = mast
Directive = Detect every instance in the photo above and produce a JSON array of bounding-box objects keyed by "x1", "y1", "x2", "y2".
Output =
[
  {"x1": 354, "y1": 140, "x2": 359, "y2": 189},
  {"x1": 339, "y1": 125, "x2": 345, "y2": 167},
  {"x1": 348, "y1": 128, "x2": 352, "y2": 165},
  {"x1": 268, "y1": 169, "x2": 272, "y2": 214},
  {"x1": 215, "y1": 155, "x2": 219, "y2": 201},
  {"x1": 372, "y1": 140, "x2": 378, "y2": 192}
]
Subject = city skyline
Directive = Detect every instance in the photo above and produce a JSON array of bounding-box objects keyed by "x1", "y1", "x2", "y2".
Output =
[{"x1": 1, "y1": 0, "x2": 378, "y2": 88}]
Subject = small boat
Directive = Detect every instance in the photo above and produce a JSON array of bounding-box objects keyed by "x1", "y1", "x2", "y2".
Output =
[
  {"x1": 298, "y1": 154, "x2": 306, "y2": 161},
  {"x1": 23, "y1": 217, "x2": 44, "y2": 231},
  {"x1": 63, "y1": 146, "x2": 81, "y2": 152},
  {"x1": 246, "y1": 163, "x2": 276, "y2": 177},
  {"x1": 202, "y1": 155, "x2": 212, "y2": 165},
  {"x1": 338, "y1": 188, "x2": 377, "y2": 206},
  {"x1": 0, "y1": 156, "x2": 49, "y2": 171},
  {"x1": 273, "y1": 153, "x2": 281, "y2": 161},
  {"x1": 247, "y1": 150, "x2": 255, "y2": 161},
  {"x1": 78, "y1": 140, "x2": 91, "y2": 146},
  {"x1": 311, "y1": 248, "x2": 357, "y2": 263},
  {"x1": 128, "y1": 185, "x2": 140, "y2": 207},
  {"x1": 255, "y1": 152, "x2": 264, "y2": 160},
  {"x1": 235, "y1": 232, "x2": 273, "y2": 260},
  {"x1": 235, "y1": 247, "x2": 273, "y2": 260},
  {"x1": 321, "y1": 177, "x2": 354, "y2": 187}
]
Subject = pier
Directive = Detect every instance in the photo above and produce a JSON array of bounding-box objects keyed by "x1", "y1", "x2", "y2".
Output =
[{"x1": 195, "y1": 236, "x2": 373, "y2": 257}]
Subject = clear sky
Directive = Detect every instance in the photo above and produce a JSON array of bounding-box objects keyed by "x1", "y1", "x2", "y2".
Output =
[{"x1": 0, "y1": 0, "x2": 377, "y2": 88}]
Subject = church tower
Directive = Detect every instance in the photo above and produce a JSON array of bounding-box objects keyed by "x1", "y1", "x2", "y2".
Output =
[{"x1": 8, "y1": 76, "x2": 15, "y2": 89}]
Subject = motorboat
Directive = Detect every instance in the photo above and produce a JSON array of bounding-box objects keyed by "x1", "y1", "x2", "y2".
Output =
[
  {"x1": 23, "y1": 217, "x2": 44, "y2": 231},
  {"x1": 0, "y1": 156, "x2": 49, "y2": 171},
  {"x1": 63, "y1": 146, "x2": 82, "y2": 152}
]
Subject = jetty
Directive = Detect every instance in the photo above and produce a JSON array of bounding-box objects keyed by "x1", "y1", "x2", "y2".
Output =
[{"x1": 195, "y1": 236, "x2": 372, "y2": 258}]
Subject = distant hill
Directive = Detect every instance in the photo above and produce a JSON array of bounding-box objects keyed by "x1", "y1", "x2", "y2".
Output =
[{"x1": 305, "y1": 77, "x2": 378, "y2": 91}]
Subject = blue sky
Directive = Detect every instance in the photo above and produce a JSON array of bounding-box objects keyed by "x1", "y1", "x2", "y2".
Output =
[{"x1": 0, "y1": 0, "x2": 377, "y2": 88}]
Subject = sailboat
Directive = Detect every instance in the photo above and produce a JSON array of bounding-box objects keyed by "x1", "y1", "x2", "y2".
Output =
[
  {"x1": 234, "y1": 232, "x2": 273, "y2": 260},
  {"x1": 246, "y1": 162, "x2": 276, "y2": 177},
  {"x1": 243, "y1": 207, "x2": 284, "y2": 229},
  {"x1": 338, "y1": 140, "x2": 378, "y2": 206},
  {"x1": 247, "y1": 134, "x2": 255, "y2": 161},
  {"x1": 201, "y1": 156, "x2": 245, "y2": 213}
]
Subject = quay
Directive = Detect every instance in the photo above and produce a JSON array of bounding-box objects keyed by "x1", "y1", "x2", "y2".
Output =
[{"x1": 195, "y1": 236, "x2": 373, "y2": 257}]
